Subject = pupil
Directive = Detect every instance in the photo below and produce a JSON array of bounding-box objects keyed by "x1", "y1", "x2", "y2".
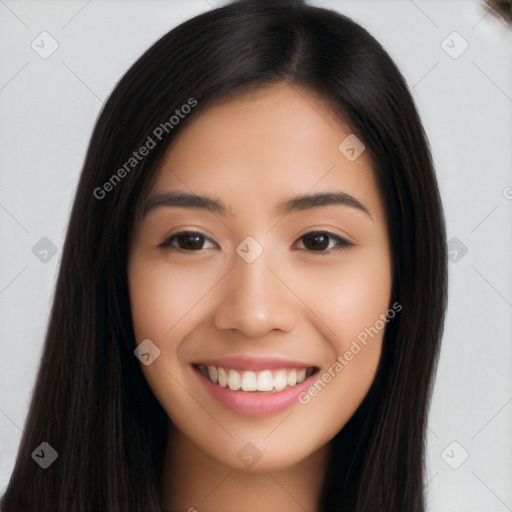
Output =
[
  {"x1": 181, "y1": 233, "x2": 202, "y2": 249},
  {"x1": 305, "y1": 233, "x2": 328, "y2": 251}
]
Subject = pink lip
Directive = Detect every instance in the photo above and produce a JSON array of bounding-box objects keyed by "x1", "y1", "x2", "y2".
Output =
[
  {"x1": 193, "y1": 365, "x2": 317, "y2": 416},
  {"x1": 194, "y1": 354, "x2": 313, "y2": 371}
]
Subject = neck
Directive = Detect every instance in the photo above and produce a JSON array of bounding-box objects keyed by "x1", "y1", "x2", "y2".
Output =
[{"x1": 159, "y1": 423, "x2": 331, "y2": 512}]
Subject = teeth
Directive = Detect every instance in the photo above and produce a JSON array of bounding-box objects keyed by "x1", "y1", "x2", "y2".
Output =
[
  {"x1": 240, "y1": 371, "x2": 257, "y2": 391},
  {"x1": 207, "y1": 365, "x2": 218, "y2": 384},
  {"x1": 198, "y1": 365, "x2": 315, "y2": 392},
  {"x1": 228, "y1": 369, "x2": 241, "y2": 391},
  {"x1": 287, "y1": 370, "x2": 297, "y2": 387},
  {"x1": 217, "y1": 367, "x2": 228, "y2": 387},
  {"x1": 274, "y1": 370, "x2": 287, "y2": 391},
  {"x1": 256, "y1": 370, "x2": 274, "y2": 392}
]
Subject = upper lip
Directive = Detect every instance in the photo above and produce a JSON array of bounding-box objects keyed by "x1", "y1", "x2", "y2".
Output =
[{"x1": 193, "y1": 354, "x2": 316, "y2": 371}]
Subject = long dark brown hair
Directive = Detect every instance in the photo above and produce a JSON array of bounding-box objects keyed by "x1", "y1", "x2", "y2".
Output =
[{"x1": 1, "y1": 1, "x2": 447, "y2": 510}]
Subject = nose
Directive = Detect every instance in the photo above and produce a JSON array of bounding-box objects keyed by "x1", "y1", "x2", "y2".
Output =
[{"x1": 213, "y1": 246, "x2": 297, "y2": 338}]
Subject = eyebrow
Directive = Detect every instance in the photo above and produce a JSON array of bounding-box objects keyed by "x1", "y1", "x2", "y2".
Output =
[{"x1": 143, "y1": 191, "x2": 371, "y2": 219}]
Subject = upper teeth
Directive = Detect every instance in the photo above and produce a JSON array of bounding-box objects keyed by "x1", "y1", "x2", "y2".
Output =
[{"x1": 199, "y1": 365, "x2": 313, "y2": 392}]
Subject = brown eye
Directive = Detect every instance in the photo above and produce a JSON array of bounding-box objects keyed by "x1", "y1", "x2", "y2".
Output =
[
  {"x1": 303, "y1": 232, "x2": 330, "y2": 251},
  {"x1": 158, "y1": 231, "x2": 217, "y2": 251},
  {"x1": 177, "y1": 233, "x2": 204, "y2": 250},
  {"x1": 297, "y1": 231, "x2": 353, "y2": 253}
]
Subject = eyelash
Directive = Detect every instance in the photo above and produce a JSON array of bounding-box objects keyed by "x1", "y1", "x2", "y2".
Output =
[{"x1": 157, "y1": 230, "x2": 354, "y2": 254}]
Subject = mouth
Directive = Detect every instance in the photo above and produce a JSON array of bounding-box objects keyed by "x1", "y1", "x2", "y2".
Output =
[
  {"x1": 194, "y1": 364, "x2": 318, "y2": 393},
  {"x1": 191, "y1": 361, "x2": 320, "y2": 416}
]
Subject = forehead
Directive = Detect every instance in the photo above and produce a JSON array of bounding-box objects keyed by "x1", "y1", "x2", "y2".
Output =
[{"x1": 149, "y1": 83, "x2": 384, "y2": 223}]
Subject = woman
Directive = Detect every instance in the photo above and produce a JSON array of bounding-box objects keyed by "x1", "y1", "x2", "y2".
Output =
[{"x1": 1, "y1": 0, "x2": 447, "y2": 510}]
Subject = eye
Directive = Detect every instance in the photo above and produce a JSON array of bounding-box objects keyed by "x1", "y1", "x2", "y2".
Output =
[
  {"x1": 158, "y1": 231, "x2": 217, "y2": 251},
  {"x1": 158, "y1": 230, "x2": 353, "y2": 254},
  {"x1": 294, "y1": 231, "x2": 354, "y2": 253}
]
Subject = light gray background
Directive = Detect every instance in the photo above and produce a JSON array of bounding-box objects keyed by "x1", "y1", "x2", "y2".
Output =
[{"x1": 1, "y1": 1, "x2": 511, "y2": 510}]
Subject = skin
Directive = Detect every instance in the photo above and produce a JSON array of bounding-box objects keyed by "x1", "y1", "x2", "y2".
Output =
[{"x1": 128, "y1": 82, "x2": 392, "y2": 512}]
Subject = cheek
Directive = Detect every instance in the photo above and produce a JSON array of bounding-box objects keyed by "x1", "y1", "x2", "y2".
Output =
[
  {"x1": 291, "y1": 248, "x2": 391, "y2": 414},
  {"x1": 128, "y1": 259, "x2": 220, "y2": 343},
  {"x1": 128, "y1": 259, "x2": 199, "y2": 403},
  {"x1": 127, "y1": 256, "x2": 228, "y2": 412},
  {"x1": 331, "y1": 260, "x2": 391, "y2": 344},
  {"x1": 294, "y1": 248, "x2": 392, "y2": 347},
  {"x1": 127, "y1": 258, "x2": 215, "y2": 418}
]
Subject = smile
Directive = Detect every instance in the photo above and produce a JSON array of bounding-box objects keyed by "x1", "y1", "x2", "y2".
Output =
[
  {"x1": 196, "y1": 364, "x2": 316, "y2": 392},
  {"x1": 192, "y1": 359, "x2": 320, "y2": 416}
]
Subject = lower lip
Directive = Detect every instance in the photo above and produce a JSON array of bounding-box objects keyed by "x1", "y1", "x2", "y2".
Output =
[{"x1": 194, "y1": 366, "x2": 317, "y2": 416}]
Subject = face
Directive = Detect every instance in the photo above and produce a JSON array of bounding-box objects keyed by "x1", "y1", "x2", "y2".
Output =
[{"x1": 128, "y1": 82, "x2": 392, "y2": 472}]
